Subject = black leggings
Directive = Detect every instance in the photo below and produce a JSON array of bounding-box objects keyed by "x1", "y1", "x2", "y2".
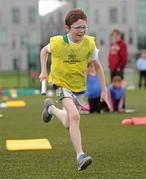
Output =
[
  {"x1": 88, "y1": 97, "x2": 101, "y2": 113},
  {"x1": 138, "y1": 70, "x2": 146, "y2": 88}
]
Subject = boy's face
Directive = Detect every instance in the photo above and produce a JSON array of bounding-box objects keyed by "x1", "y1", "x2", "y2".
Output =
[{"x1": 67, "y1": 19, "x2": 88, "y2": 42}]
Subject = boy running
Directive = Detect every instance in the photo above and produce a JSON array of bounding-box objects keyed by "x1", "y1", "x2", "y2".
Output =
[{"x1": 39, "y1": 8, "x2": 110, "y2": 171}]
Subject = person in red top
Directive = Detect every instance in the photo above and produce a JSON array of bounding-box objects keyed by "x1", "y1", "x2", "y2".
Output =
[{"x1": 108, "y1": 29, "x2": 128, "y2": 80}]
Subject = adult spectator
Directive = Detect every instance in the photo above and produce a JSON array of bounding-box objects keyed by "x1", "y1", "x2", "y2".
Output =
[{"x1": 108, "y1": 29, "x2": 128, "y2": 80}]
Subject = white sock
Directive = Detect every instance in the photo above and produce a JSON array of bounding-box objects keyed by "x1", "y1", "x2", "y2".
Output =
[{"x1": 77, "y1": 152, "x2": 85, "y2": 160}]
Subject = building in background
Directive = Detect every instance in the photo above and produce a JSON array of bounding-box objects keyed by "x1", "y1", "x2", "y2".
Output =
[
  {"x1": 0, "y1": 0, "x2": 146, "y2": 72},
  {"x1": 0, "y1": 0, "x2": 41, "y2": 71},
  {"x1": 40, "y1": 0, "x2": 138, "y2": 69},
  {"x1": 137, "y1": 0, "x2": 146, "y2": 50},
  {"x1": 40, "y1": 0, "x2": 72, "y2": 46}
]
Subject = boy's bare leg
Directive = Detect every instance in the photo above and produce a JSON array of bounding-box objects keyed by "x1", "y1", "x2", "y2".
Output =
[
  {"x1": 50, "y1": 105, "x2": 69, "y2": 128},
  {"x1": 49, "y1": 97, "x2": 83, "y2": 155},
  {"x1": 61, "y1": 98, "x2": 92, "y2": 171},
  {"x1": 61, "y1": 98, "x2": 84, "y2": 156},
  {"x1": 45, "y1": 98, "x2": 92, "y2": 170}
]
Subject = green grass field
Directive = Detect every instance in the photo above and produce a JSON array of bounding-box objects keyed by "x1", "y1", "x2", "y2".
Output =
[
  {"x1": 0, "y1": 72, "x2": 40, "y2": 89},
  {"x1": 0, "y1": 90, "x2": 146, "y2": 178}
]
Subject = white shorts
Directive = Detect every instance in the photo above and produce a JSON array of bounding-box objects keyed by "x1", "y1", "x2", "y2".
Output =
[{"x1": 56, "y1": 87, "x2": 85, "y2": 110}]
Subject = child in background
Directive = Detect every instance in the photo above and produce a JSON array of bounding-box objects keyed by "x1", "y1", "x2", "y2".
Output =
[
  {"x1": 108, "y1": 75, "x2": 126, "y2": 112},
  {"x1": 86, "y1": 61, "x2": 101, "y2": 113},
  {"x1": 136, "y1": 52, "x2": 146, "y2": 89}
]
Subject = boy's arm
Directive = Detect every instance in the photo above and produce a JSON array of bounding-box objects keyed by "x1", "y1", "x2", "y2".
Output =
[
  {"x1": 107, "y1": 87, "x2": 114, "y2": 112},
  {"x1": 39, "y1": 45, "x2": 49, "y2": 81},
  {"x1": 94, "y1": 59, "x2": 112, "y2": 111}
]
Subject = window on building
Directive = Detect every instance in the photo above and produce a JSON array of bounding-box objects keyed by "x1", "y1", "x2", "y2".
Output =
[
  {"x1": 121, "y1": 32, "x2": 125, "y2": 40},
  {"x1": 12, "y1": 7, "x2": 20, "y2": 24},
  {"x1": 20, "y1": 33, "x2": 28, "y2": 48},
  {"x1": 13, "y1": 57, "x2": 21, "y2": 71},
  {"x1": 13, "y1": 58, "x2": 21, "y2": 70},
  {"x1": 121, "y1": 1, "x2": 127, "y2": 23},
  {"x1": 94, "y1": 9, "x2": 99, "y2": 24},
  {"x1": 137, "y1": 0, "x2": 146, "y2": 49},
  {"x1": 0, "y1": 56, "x2": 1, "y2": 70},
  {"x1": 28, "y1": 7, "x2": 37, "y2": 24},
  {"x1": 138, "y1": 24, "x2": 146, "y2": 49},
  {"x1": 12, "y1": 34, "x2": 16, "y2": 49},
  {"x1": 0, "y1": 28, "x2": 8, "y2": 45},
  {"x1": 0, "y1": 11, "x2": 1, "y2": 23},
  {"x1": 31, "y1": 30, "x2": 39, "y2": 45},
  {"x1": 0, "y1": 1, "x2": 2, "y2": 25},
  {"x1": 128, "y1": 29, "x2": 133, "y2": 45},
  {"x1": 138, "y1": 35, "x2": 146, "y2": 49},
  {"x1": 32, "y1": 31, "x2": 37, "y2": 44},
  {"x1": 109, "y1": 8, "x2": 118, "y2": 23},
  {"x1": 98, "y1": 29, "x2": 106, "y2": 46}
]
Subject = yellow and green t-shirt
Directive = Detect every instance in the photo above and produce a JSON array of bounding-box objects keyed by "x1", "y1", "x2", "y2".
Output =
[{"x1": 48, "y1": 35, "x2": 95, "y2": 92}]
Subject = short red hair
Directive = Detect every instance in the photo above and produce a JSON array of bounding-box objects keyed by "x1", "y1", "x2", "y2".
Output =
[
  {"x1": 65, "y1": 8, "x2": 87, "y2": 27},
  {"x1": 112, "y1": 29, "x2": 121, "y2": 35}
]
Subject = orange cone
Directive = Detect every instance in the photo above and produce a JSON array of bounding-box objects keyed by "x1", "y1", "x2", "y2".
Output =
[
  {"x1": 132, "y1": 117, "x2": 146, "y2": 125},
  {"x1": 122, "y1": 119, "x2": 133, "y2": 125},
  {"x1": 122, "y1": 117, "x2": 146, "y2": 125}
]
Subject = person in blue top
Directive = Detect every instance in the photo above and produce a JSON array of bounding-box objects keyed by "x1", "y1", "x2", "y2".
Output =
[
  {"x1": 86, "y1": 61, "x2": 101, "y2": 113},
  {"x1": 136, "y1": 52, "x2": 146, "y2": 88},
  {"x1": 108, "y1": 75, "x2": 125, "y2": 112}
]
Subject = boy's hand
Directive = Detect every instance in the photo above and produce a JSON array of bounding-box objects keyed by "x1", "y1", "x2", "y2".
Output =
[
  {"x1": 39, "y1": 72, "x2": 48, "y2": 82},
  {"x1": 100, "y1": 91, "x2": 112, "y2": 111}
]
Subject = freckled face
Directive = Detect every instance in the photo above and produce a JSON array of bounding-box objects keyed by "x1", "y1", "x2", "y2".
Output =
[{"x1": 67, "y1": 19, "x2": 88, "y2": 43}]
